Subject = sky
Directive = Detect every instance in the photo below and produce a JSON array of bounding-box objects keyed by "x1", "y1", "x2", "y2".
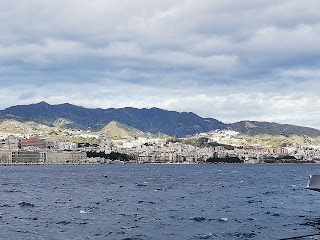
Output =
[{"x1": 1, "y1": 0, "x2": 320, "y2": 128}]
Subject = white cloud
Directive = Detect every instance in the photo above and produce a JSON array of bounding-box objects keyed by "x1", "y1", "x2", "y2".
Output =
[{"x1": 0, "y1": 0, "x2": 320, "y2": 129}]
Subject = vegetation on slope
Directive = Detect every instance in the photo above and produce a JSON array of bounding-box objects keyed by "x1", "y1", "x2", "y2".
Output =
[{"x1": 1, "y1": 102, "x2": 320, "y2": 139}]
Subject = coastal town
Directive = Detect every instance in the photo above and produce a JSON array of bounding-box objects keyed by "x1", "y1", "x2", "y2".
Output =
[{"x1": 1, "y1": 123, "x2": 319, "y2": 165}]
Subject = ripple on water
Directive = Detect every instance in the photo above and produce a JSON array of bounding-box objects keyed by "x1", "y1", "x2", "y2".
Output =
[
  {"x1": 0, "y1": 163, "x2": 319, "y2": 240},
  {"x1": 300, "y1": 217, "x2": 320, "y2": 229},
  {"x1": 196, "y1": 232, "x2": 214, "y2": 239},
  {"x1": 0, "y1": 204, "x2": 14, "y2": 208},
  {"x1": 18, "y1": 202, "x2": 35, "y2": 207},
  {"x1": 190, "y1": 216, "x2": 207, "y2": 222},
  {"x1": 121, "y1": 235, "x2": 149, "y2": 240},
  {"x1": 56, "y1": 220, "x2": 71, "y2": 225},
  {"x1": 3, "y1": 189, "x2": 21, "y2": 193}
]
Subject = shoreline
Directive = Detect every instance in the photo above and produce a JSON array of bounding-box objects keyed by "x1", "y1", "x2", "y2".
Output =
[{"x1": 0, "y1": 162, "x2": 319, "y2": 166}]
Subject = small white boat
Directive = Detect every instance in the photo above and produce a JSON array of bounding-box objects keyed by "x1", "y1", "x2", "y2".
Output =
[{"x1": 306, "y1": 175, "x2": 320, "y2": 192}]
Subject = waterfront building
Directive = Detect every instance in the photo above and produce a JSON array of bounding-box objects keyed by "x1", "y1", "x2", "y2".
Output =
[
  {"x1": 20, "y1": 138, "x2": 45, "y2": 150},
  {"x1": 46, "y1": 151, "x2": 86, "y2": 164},
  {"x1": 11, "y1": 150, "x2": 40, "y2": 163},
  {"x1": 0, "y1": 148, "x2": 11, "y2": 163}
]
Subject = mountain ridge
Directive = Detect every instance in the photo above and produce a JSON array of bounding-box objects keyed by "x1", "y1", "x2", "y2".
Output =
[{"x1": 0, "y1": 102, "x2": 319, "y2": 137}]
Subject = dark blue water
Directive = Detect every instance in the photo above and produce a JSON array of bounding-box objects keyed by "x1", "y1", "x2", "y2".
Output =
[{"x1": 1, "y1": 164, "x2": 320, "y2": 240}]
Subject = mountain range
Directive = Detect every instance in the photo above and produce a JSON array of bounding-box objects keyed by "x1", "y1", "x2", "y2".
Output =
[{"x1": 0, "y1": 101, "x2": 319, "y2": 137}]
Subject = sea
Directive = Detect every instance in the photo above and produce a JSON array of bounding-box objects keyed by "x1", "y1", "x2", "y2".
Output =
[{"x1": 1, "y1": 164, "x2": 320, "y2": 240}]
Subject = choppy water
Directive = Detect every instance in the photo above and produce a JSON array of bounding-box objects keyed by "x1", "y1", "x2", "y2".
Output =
[{"x1": 1, "y1": 164, "x2": 320, "y2": 240}]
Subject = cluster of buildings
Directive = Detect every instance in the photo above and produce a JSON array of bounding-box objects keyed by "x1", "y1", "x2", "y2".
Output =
[
  {"x1": 1, "y1": 129, "x2": 320, "y2": 165},
  {"x1": 117, "y1": 138, "x2": 320, "y2": 164},
  {"x1": 0, "y1": 136, "x2": 105, "y2": 164},
  {"x1": 118, "y1": 139, "x2": 224, "y2": 164}
]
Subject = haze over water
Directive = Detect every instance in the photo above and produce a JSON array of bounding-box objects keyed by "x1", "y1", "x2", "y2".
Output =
[{"x1": 1, "y1": 164, "x2": 320, "y2": 239}]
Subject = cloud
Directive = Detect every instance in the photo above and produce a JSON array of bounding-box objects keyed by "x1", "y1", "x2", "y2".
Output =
[{"x1": 0, "y1": 0, "x2": 320, "y2": 129}]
